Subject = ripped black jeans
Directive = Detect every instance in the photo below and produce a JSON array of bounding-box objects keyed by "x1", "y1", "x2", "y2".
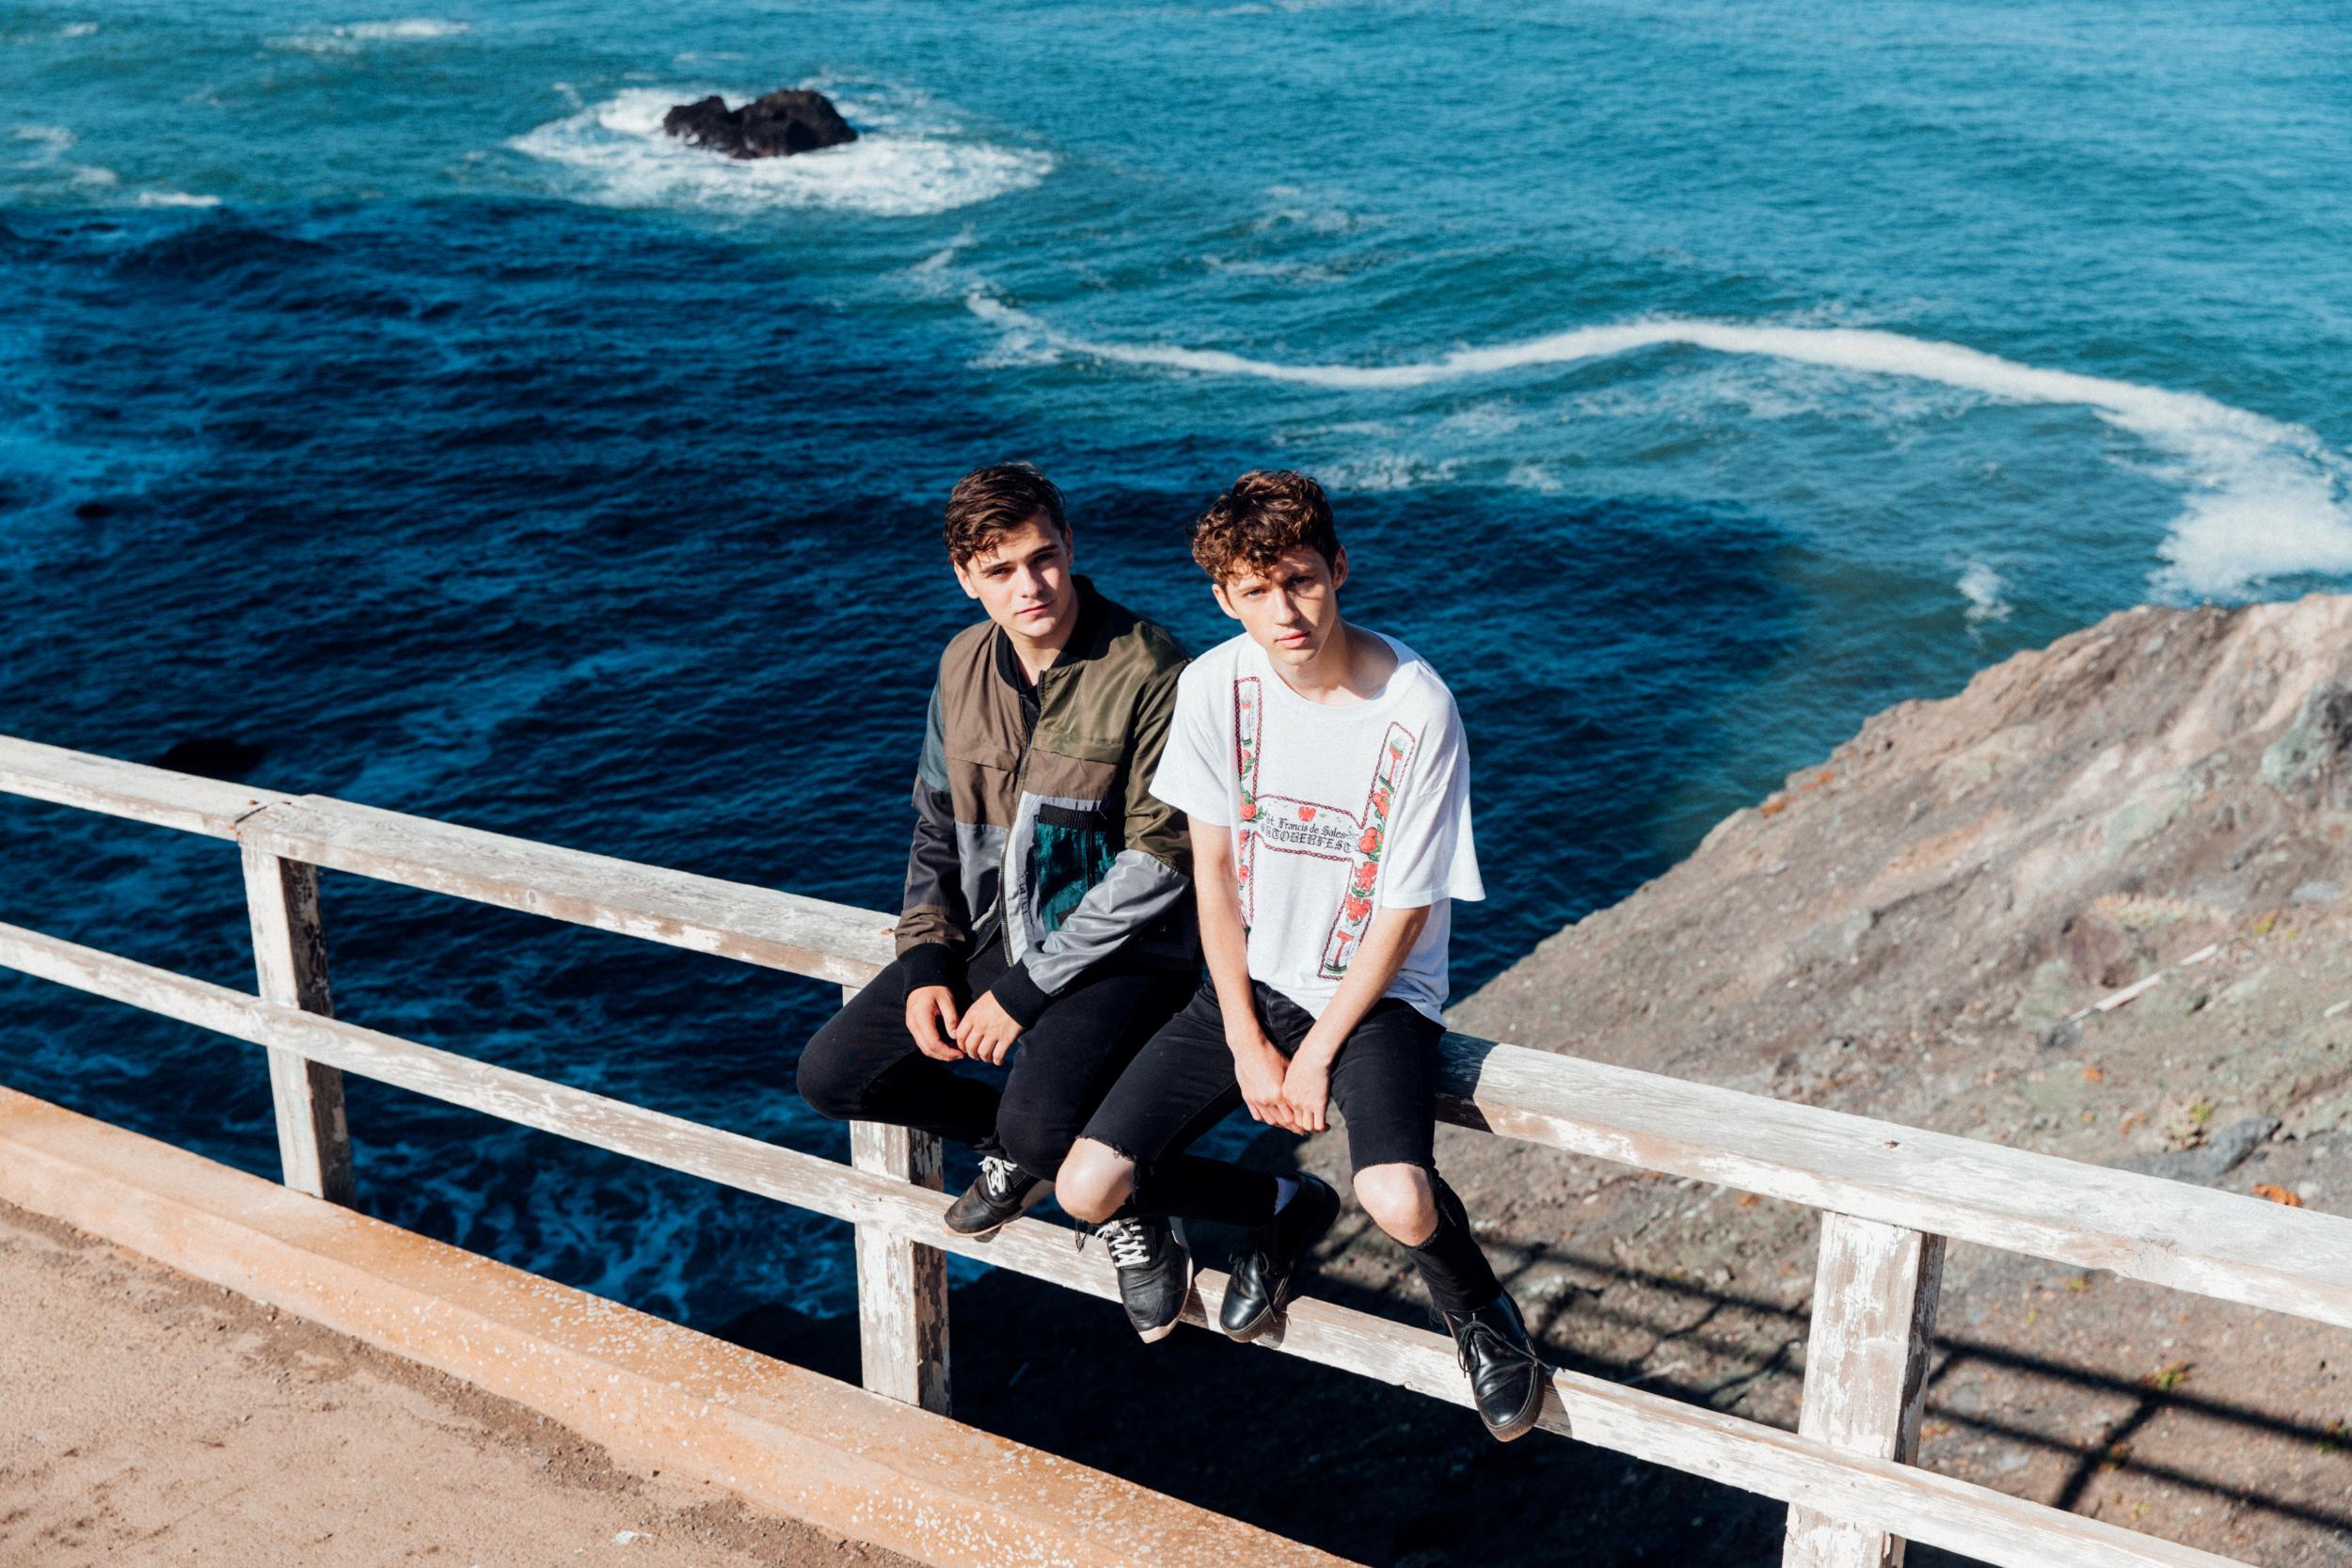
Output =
[
  {"x1": 1075, "y1": 978, "x2": 1503, "y2": 1318},
  {"x1": 1079, "y1": 977, "x2": 1444, "y2": 1173}
]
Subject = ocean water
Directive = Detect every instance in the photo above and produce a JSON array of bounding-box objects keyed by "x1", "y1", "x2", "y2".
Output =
[{"x1": 4, "y1": 0, "x2": 2348, "y2": 1329}]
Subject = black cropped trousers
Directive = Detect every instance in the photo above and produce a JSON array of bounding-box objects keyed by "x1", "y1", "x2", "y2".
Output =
[{"x1": 793, "y1": 934, "x2": 1195, "y2": 1183}]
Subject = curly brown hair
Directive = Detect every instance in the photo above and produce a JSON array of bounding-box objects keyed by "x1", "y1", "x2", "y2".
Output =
[
  {"x1": 944, "y1": 463, "x2": 1069, "y2": 566},
  {"x1": 1188, "y1": 469, "x2": 1340, "y2": 583}
]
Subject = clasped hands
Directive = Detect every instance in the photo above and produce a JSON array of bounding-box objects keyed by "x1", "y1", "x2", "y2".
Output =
[
  {"x1": 1233, "y1": 1025, "x2": 1333, "y2": 1135},
  {"x1": 905, "y1": 984, "x2": 1024, "y2": 1066}
]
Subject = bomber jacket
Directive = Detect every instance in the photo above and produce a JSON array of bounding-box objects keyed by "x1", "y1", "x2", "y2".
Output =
[{"x1": 898, "y1": 578, "x2": 1197, "y2": 1025}]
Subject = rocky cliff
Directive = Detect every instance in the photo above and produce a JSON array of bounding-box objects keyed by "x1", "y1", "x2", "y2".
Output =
[{"x1": 1461, "y1": 593, "x2": 2352, "y2": 1156}]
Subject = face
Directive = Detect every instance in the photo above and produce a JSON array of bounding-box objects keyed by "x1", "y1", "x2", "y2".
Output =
[
  {"x1": 1213, "y1": 545, "x2": 1349, "y2": 670},
  {"x1": 954, "y1": 514, "x2": 1078, "y2": 644}
]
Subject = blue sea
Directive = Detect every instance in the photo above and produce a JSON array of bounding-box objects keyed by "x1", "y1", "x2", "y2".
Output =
[{"x1": 4, "y1": 1, "x2": 2348, "y2": 1331}]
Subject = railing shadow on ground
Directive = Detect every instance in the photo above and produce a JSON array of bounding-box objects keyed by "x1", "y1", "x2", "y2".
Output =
[
  {"x1": 714, "y1": 1220, "x2": 2349, "y2": 1568},
  {"x1": 1191, "y1": 1180, "x2": 2352, "y2": 1554},
  {"x1": 4, "y1": 732, "x2": 2350, "y2": 1568}
]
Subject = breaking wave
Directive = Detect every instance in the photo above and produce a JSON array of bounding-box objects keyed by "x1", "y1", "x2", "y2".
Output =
[
  {"x1": 271, "y1": 18, "x2": 472, "y2": 54},
  {"x1": 965, "y1": 295, "x2": 2352, "y2": 599},
  {"x1": 1958, "y1": 560, "x2": 2012, "y2": 624}
]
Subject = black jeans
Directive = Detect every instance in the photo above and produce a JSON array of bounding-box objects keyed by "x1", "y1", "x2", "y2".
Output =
[
  {"x1": 1079, "y1": 978, "x2": 1444, "y2": 1175},
  {"x1": 794, "y1": 935, "x2": 1196, "y2": 1182},
  {"x1": 1078, "y1": 978, "x2": 1503, "y2": 1318}
]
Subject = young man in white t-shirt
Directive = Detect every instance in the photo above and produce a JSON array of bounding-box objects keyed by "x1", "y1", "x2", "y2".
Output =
[{"x1": 1055, "y1": 469, "x2": 1546, "y2": 1442}]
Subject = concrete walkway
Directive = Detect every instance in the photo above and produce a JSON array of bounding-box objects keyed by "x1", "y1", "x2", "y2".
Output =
[{"x1": 0, "y1": 1199, "x2": 909, "y2": 1568}]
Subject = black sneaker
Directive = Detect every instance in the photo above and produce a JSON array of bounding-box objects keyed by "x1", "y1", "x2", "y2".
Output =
[
  {"x1": 944, "y1": 1154, "x2": 1047, "y2": 1239},
  {"x1": 1218, "y1": 1174, "x2": 1340, "y2": 1342},
  {"x1": 1094, "y1": 1215, "x2": 1192, "y2": 1343},
  {"x1": 1442, "y1": 1291, "x2": 1547, "y2": 1442}
]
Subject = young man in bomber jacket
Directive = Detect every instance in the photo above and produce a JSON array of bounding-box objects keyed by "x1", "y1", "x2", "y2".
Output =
[{"x1": 795, "y1": 463, "x2": 1198, "y2": 1238}]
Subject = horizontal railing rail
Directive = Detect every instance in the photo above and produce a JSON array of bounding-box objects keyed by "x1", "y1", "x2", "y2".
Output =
[{"x1": 3, "y1": 731, "x2": 2340, "y2": 1568}]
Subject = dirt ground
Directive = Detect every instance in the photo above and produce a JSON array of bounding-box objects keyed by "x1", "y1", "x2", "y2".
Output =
[{"x1": 0, "y1": 1201, "x2": 911, "y2": 1568}]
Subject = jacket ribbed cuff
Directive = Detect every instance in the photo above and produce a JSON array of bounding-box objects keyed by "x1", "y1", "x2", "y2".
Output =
[
  {"x1": 898, "y1": 941, "x2": 962, "y2": 994},
  {"x1": 988, "y1": 960, "x2": 1053, "y2": 1031}
]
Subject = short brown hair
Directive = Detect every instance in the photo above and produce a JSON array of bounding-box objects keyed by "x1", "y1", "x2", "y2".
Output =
[
  {"x1": 1189, "y1": 469, "x2": 1340, "y2": 583},
  {"x1": 945, "y1": 463, "x2": 1068, "y2": 565}
]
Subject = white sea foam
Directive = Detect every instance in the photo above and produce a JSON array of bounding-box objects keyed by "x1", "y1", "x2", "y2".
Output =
[
  {"x1": 8, "y1": 123, "x2": 224, "y2": 207},
  {"x1": 273, "y1": 18, "x2": 471, "y2": 55},
  {"x1": 340, "y1": 17, "x2": 469, "y2": 39},
  {"x1": 1958, "y1": 560, "x2": 2011, "y2": 624},
  {"x1": 6, "y1": 122, "x2": 114, "y2": 192},
  {"x1": 4, "y1": 20, "x2": 98, "y2": 42},
  {"x1": 511, "y1": 88, "x2": 1051, "y2": 219},
  {"x1": 1318, "y1": 453, "x2": 1456, "y2": 492},
  {"x1": 963, "y1": 296, "x2": 2352, "y2": 598},
  {"x1": 9, "y1": 124, "x2": 75, "y2": 155},
  {"x1": 1438, "y1": 402, "x2": 1524, "y2": 438},
  {"x1": 901, "y1": 226, "x2": 977, "y2": 297},
  {"x1": 1254, "y1": 183, "x2": 1359, "y2": 235},
  {"x1": 1201, "y1": 254, "x2": 1343, "y2": 284}
]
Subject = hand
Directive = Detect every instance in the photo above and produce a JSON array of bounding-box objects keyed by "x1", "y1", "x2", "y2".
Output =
[
  {"x1": 904, "y1": 985, "x2": 962, "y2": 1062},
  {"x1": 1232, "y1": 1028, "x2": 1301, "y2": 1132},
  {"x1": 1279, "y1": 1053, "x2": 1331, "y2": 1133},
  {"x1": 952, "y1": 990, "x2": 1024, "y2": 1066}
]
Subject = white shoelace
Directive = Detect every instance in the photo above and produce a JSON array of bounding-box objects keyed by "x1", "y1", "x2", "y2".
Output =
[
  {"x1": 1095, "y1": 1216, "x2": 1155, "y2": 1270},
  {"x1": 977, "y1": 1153, "x2": 1023, "y2": 1198}
]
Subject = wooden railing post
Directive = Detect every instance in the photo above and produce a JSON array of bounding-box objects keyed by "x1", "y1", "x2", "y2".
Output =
[
  {"x1": 843, "y1": 989, "x2": 949, "y2": 1413},
  {"x1": 1784, "y1": 1212, "x2": 1945, "y2": 1568},
  {"x1": 241, "y1": 847, "x2": 355, "y2": 1205}
]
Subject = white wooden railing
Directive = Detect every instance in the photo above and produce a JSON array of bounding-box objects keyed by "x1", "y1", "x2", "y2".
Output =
[{"x1": 4, "y1": 733, "x2": 2346, "y2": 1568}]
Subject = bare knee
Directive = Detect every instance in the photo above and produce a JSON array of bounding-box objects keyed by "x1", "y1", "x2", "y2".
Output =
[
  {"x1": 1055, "y1": 1139, "x2": 1136, "y2": 1225},
  {"x1": 1354, "y1": 1164, "x2": 1438, "y2": 1245}
]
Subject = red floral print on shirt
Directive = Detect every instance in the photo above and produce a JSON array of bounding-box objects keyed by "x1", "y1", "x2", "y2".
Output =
[{"x1": 1230, "y1": 676, "x2": 1420, "y2": 976}]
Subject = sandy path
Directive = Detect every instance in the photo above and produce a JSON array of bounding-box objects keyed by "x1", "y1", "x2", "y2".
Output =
[{"x1": 0, "y1": 1201, "x2": 912, "y2": 1568}]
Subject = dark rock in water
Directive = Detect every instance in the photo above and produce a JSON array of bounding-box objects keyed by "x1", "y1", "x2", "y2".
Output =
[
  {"x1": 73, "y1": 499, "x2": 115, "y2": 521},
  {"x1": 661, "y1": 88, "x2": 857, "y2": 160},
  {"x1": 156, "y1": 736, "x2": 266, "y2": 782}
]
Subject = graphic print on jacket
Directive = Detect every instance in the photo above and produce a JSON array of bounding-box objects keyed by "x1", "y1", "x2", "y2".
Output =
[
  {"x1": 1034, "y1": 801, "x2": 1121, "y2": 933},
  {"x1": 896, "y1": 578, "x2": 1196, "y2": 1024},
  {"x1": 1232, "y1": 674, "x2": 1421, "y2": 977}
]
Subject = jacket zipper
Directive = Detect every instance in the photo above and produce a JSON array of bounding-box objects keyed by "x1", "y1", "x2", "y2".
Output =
[{"x1": 989, "y1": 645, "x2": 1047, "y2": 958}]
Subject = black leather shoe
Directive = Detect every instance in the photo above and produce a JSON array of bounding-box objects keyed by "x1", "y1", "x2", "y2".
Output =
[
  {"x1": 1218, "y1": 1174, "x2": 1340, "y2": 1341},
  {"x1": 1442, "y1": 1291, "x2": 1547, "y2": 1442},
  {"x1": 1095, "y1": 1215, "x2": 1192, "y2": 1342},
  {"x1": 944, "y1": 1153, "x2": 1047, "y2": 1239}
]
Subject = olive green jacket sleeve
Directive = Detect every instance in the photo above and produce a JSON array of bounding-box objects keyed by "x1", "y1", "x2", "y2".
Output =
[{"x1": 895, "y1": 680, "x2": 969, "y2": 990}]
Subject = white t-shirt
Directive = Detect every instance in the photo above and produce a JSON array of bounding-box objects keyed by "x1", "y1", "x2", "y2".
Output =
[{"x1": 1151, "y1": 630, "x2": 1484, "y2": 1022}]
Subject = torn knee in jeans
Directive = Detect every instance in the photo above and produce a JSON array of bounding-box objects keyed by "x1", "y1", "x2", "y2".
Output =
[
  {"x1": 1054, "y1": 1138, "x2": 1136, "y2": 1223},
  {"x1": 1353, "y1": 1162, "x2": 1439, "y2": 1243}
]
